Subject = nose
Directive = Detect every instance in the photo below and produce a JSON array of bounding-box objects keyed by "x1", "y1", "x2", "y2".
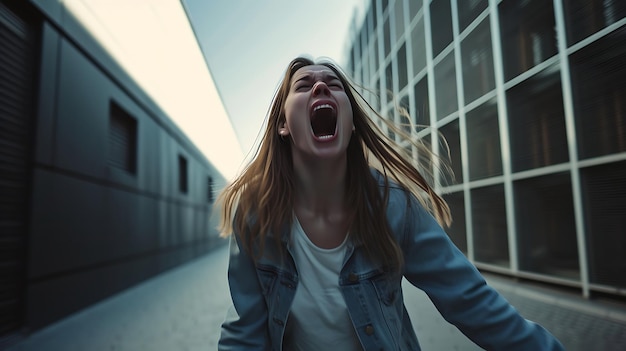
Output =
[{"x1": 312, "y1": 81, "x2": 331, "y2": 97}]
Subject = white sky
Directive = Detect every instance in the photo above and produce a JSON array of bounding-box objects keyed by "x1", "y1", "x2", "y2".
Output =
[
  {"x1": 65, "y1": 0, "x2": 245, "y2": 180},
  {"x1": 183, "y1": 0, "x2": 366, "y2": 157}
]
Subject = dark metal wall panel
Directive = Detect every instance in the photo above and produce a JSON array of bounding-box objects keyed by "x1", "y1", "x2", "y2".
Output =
[
  {"x1": 0, "y1": 1, "x2": 37, "y2": 339},
  {"x1": 12, "y1": 0, "x2": 226, "y2": 335},
  {"x1": 24, "y1": 32, "x2": 223, "y2": 331}
]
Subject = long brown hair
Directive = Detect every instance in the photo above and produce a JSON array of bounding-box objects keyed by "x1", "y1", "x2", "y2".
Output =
[{"x1": 218, "y1": 57, "x2": 451, "y2": 270}]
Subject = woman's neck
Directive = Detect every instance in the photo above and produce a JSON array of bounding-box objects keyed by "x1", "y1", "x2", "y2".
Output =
[{"x1": 292, "y1": 154, "x2": 348, "y2": 215}]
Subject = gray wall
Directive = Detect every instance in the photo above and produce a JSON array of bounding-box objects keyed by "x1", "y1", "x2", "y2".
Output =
[{"x1": 22, "y1": 6, "x2": 226, "y2": 331}]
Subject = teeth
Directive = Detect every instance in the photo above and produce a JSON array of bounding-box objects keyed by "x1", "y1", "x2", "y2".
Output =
[
  {"x1": 317, "y1": 135, "x2": 333, "y2": 140},
  {"x1": 313, "y1": 104, "x2": 334, "y2": 112}
]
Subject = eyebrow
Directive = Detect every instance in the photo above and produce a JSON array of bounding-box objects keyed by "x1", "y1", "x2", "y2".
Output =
[{"x1": 293, "y1": 72, "x2": 340, "y2": 84}]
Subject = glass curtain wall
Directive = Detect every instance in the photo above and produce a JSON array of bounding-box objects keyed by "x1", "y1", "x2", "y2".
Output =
[{"x1": 347, "y1": 0, "x2": 626, "y2": 298}]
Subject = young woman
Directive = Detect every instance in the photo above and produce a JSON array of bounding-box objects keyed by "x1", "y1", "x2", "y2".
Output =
[{"x1": 217, "y1": 56, "x2": 564, "y2": 350}]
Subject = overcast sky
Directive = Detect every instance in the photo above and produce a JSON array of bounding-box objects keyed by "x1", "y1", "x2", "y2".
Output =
[{"x1": 183, "y1": 0, "x2": 365, "y2": 157}]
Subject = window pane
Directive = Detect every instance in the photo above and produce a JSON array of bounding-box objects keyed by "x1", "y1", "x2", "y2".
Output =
[
  {"x1": 472, "y1": 184, "x2": 509, "y2": 267},
  {"x1": 499, "y1": 0, "x2": 558, "y2": 81},
  {"x1": 372, "y1": 0, "x2": 378, "y2": 32},
  {"x1": 466, "y1": 101, "x2": 502, "y2": 180},
  {"x1": 434, "y1": 51, "x2": 458, "y2": 120},
  {"x1": 439, "y1": 120, "x2": 463, "y2": 185},
  {"x1": 461, "y1": 17, "x2": 495, "y2": 104},
  {"x1": 362, "y1": 54, "x2": 370, "y2": 87},
  {"x1": 563, "y1": 0, "x2": 626, "y2": 45},
  {"x1": 385, "y1": 61, "x2": 393, "y2": 94},
  {"x1": 408, "y1": 0, "x2": 423, "y2": 21},
  {"x1": 373, "y1": 78, "x2": 380, "y2": 111},
  {"x1": 397, "y1": 43, "x2": 408, "y2": 91},
  {"x1": 411, "y1": 16, "x2": 427, "y2": 77},
  {"x1": 581, "y1": 161, "x2": 626, "y2": 288},
  {"x1": 444, "y1": 191, "x2": 467, "y2": 254},
  {"x1": 430, "y1": 0, "x2": 453, "y2": 58},
  {"x1": 398, "y1": 94, "x2": 410, "y2": 134},
  {"x1": 386, "y1": 106, "x2": 396, "y2": 140},
  {"x1": 413, "y1": 75, "x2": 430, "y2": 130},
  {"x1": 515, "y1": 173, "x2": 580, "y2": 280},
  {"x1": 383, "y1": 15, "x2": 392, "y2": 59},
  {"x1": 415, "y1": 132, "x2": 435, "y2": 185},
  {"x1": 394, "y1": 0, "x2": 405, "y2": 42},
  {"x1": 506, "y1": 67, "x2": 569, "y2": 172},
  {"x1": 381, "y1": 0, "x2": 389, "y2": 14},
  {"x1": 458, "y1": 0, "x2": 488, "y2": 32},
  {"x1": 570, "y1": 26, "x2": 626, "y2": 160},
  {"x1": 371, "y1": 36, "x2": 379, "y2": 70},
  {"x1": 361, "y1": 22, "x2": 369, "y2": 59}
]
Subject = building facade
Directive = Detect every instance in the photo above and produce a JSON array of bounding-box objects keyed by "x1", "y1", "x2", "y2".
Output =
[
  {"x1": 347, "y1": 0, "x2": 625, "y2": 299},
  {"x1": 0, "y1": 0, "x2": 238, "y2": 344}
]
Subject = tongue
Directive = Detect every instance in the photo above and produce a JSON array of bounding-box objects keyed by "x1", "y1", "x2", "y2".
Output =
[{"x1": 311, "y1": 108, "x2": 336, "y2": 137}]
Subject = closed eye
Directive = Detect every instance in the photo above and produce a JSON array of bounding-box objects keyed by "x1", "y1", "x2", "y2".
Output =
[
  {"x1": 328, "y1": 79, "x2": 344, "y2": 90},
  {"x1": 295, "y1": 84, "x2": 311, "y2": 91},
  {"x1": 329, "y1": 82, "x2": 344, "y2": 90}
]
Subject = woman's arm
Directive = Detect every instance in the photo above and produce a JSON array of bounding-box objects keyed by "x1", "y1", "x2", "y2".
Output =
[
  {"x1": 399, "y1": 194, "x2": 564, "y2": 350},
  {"x1": 218, "y1": 234, "x2": 271, "y2": 351}
]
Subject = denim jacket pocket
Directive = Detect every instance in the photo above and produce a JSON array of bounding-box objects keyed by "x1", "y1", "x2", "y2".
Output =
[
  {"x1": 369, "y1": 274, "x2": 404, "y2": 349},
  {"x1": 256, "y1": 264, "x2": 278, "y2": 297},
  {"x1": 372, "y1": 276, "x2": 401, "y2": 306}
]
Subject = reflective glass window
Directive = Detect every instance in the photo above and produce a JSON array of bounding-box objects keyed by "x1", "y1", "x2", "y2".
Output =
[
  {"x1": 434, "y1": 51, "x2": 458, "y2": 120},
  {"x1": 430, "y1": 0, "x2": 454, "y2": 58},
  {"x1": 466, "y1": 101, "x2": 502, "y2": 180},
  {"x1": 506, "y1": 67, "x2": 569, "y2": 172},
  {"x1": 408, "y1": 0, "x2": 423, "y2": 22},
  {"x1": 373, "y1": 78, "x2": 380, "y2": 111},
  {"x1": 570, "y1": 27, "x2": 626, "y2": 160},
  {"x1": 499, "y1": 0, "x2": 558, "y2": 80},
  {"x1": 563, "y1": 0, "x2": 626, "y2": 45},
  {"x1": 439, "y1": 120, "x2": 463, "y2": 185},
  {"x1": 581, "y1": 161, "x2": 626, "y2": 288},
  {"x1": 461, "y1": 17, "x2": 495, "y2": 104},
  {"x1": 394, "y1": 0, "x2": 405, "y2": 43},
  {"x1": 515, "y1": 173, "x2": 580, "y2": 280},
  {"x1": 458, "y1": 0, "x2": 488, "y2": 32},
  {"x1": 472, "y1": 184, "x2": 509, "y2": 267},
  {"x1": 381, "y1": 0, "x2": 389, "y2": 14},
  {"x1": 444, "y1": 191, "x2": 467, "y2": 254},
  {"x1": 413, "y1": 75, "x2": 430, "y2": 131},
  {"x1": 372, "y1": 36, "x2": 379, "y2": 70},
  {"x1": 398, "y1": 94, "x2": 410, "y2": 134},
  {"x1": 383, "y1": 15, "x2": 392, "y2": 59},
  {"x1": 411, "y1": 16, "x2": 427, "y2": 77},
  {"x1": 397, "y1": 43, "x2": 408, "y2": 91},
  {"x1": 385, "y1": 61, "x2": 394, "y2": 94},
  {"x1": 361, "y1": 21, "x2": 369, "y2": 59}
]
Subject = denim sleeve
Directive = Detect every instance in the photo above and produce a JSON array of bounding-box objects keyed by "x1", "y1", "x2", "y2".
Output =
[
  {"x1": 400, "y1": 194, "x2": 565, "y2": 351},
  {"x1": 218, "y1": 234, "x2": 271, "y2": 351}
]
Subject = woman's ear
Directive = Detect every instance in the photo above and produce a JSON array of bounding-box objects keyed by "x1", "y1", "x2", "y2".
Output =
[{"x1": 278, "y1": 120, "x2": 290, "y2": 136}]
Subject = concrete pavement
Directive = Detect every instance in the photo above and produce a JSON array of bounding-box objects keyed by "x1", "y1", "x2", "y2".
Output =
[{"x1": 6, "y1": 243, "x2": 626, "y2": 351}]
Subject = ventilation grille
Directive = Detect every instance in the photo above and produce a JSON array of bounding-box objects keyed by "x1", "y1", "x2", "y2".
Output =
[
  {"x1": 0, "y1": 1, "x2": 34, "y2": 339},
  {"x1": 108, "y1": 102, "x2": 137, "y2": 174}
]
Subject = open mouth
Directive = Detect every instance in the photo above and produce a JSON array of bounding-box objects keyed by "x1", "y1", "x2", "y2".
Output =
[{"x1": 310, "y1": 103, "x2": 337, "y2": 139}]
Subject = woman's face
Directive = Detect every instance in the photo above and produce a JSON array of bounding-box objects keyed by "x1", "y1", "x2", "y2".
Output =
[{"x1": 280, "y1": 65, "x2": 353, "y2": 160}]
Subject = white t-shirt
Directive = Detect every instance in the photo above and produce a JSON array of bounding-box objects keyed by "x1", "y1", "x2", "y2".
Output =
[{"x1": 283, "y1": 216, "x2": 362, "y2": 351}]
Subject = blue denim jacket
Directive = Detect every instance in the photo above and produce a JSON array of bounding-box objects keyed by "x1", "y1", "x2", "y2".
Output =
[{"x1": 219, "y1": 174, "x2": 564, "y2": 351}]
